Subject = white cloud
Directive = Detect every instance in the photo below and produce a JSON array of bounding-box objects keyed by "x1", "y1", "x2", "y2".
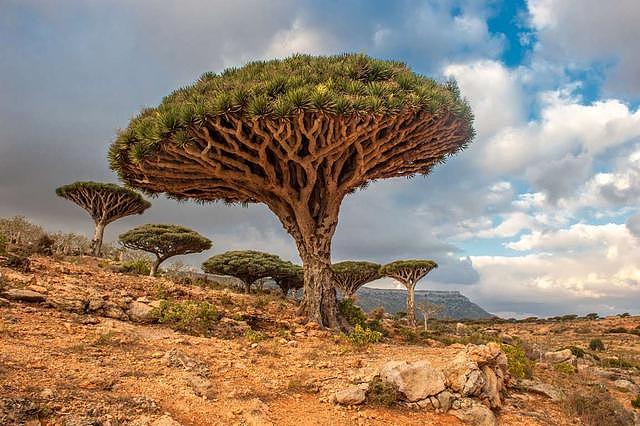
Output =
[{"x1": 527, "y1": 0, "x2": 640, "y2": 97}]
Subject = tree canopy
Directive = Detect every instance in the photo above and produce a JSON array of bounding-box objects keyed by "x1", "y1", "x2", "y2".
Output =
[
  {"x1": 56, "y1": 181, "x2": 151, "y2": 256},
  {"x1": 109, "y1": 53, "x2": 474, "y2": 328},
  {"x1": 202, "y1": 250, "x2": 284, "y2": 293},
  {"x1": 271, "y1": 261, "x2": 304, "y2": 296},
  {"x1": 332, "y1": 260, "x2": 381, "y2": 299},
  {"x1": 119, "y1": 224, "x2": 211, "y2": 276}
]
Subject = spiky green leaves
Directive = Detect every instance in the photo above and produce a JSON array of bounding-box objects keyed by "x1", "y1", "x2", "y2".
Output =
[
  {"x1": 119, "y1": 224, "x2": 211, "y2": 259},
  {"x1": 332, "y1": 261, "x2": 382, "y2": 298},
  {"x1": 109, "y1": 54, "x2": 474, "y2": 167},
  {"x1": 202, "y1": 250, "x2": 284, "y2": 288},
  {"x1": 55, "y1": 181, "x2": 151, "y2": 223}
]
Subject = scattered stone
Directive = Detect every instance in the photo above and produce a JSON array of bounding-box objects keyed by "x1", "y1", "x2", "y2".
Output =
[
  {"x1": 543, "y1": 349, "x2": 573, "y2": 364},
  {"x1": 47, "y1": 296, "x2": 88, "y2": 313},
  {"x1": 333, "y1": 383, "x2": 368, "y2": 405},
  {"x1": 0, "y1": 297, "x2": 11, "y2": 307},
  {"x1": 437, "y1": 390, "x2": 454, "y2": 412},
  {"x1": 455, "y1": 323, "x2": 468, "y2": 334},
  {"x1": 516, "y1": 380, "x2": 565, "y2": 401},
  {"x1": 151, "y1": 415, "x2": 182, "y2": 426},
  {"x1": 1, "y1": 289, "x2": 46, "y2": 303},
  {"x1": 188, "y1": 375, "x2": 216, "y2": 399},
  {"x1": 27, "y1": 284, "x2": 47, "y2": 294},
  {"x1": 162, "y1": 349, "x2": 209, "y2": 377},
  {"x1": 242, "y1": 398, "x2": 272, "y2": 426},
  {"x1": 379, "y1": 360, "x2": 446, "y2": 402},
  {"x1": 127, "y1": 301, "x2": 156, "y2": 323},
  {"x1": 305, "y1": 321, "x2": 321, "y2": 330},
  {"x1": 39, "y1": 388, "x2": 54, "y2": 399}
]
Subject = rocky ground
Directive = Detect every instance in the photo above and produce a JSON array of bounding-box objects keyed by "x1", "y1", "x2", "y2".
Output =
[{"x1": 1, "y1": 256, "x2": 639, "y2": 425}]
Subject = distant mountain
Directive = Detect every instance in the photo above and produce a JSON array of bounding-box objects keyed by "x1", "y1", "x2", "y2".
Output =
[{"x1": 353, "y1": 287, "x2": 493, "y2": 320}]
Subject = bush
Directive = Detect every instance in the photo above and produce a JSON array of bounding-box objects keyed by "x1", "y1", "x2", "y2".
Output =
[
  {"x1": 607, "y1": 327, "x2": 629, "y2": 334},
  {"x1": 566, "y1": 346, "x2": 586, "y2": 358},
  {"x1": 119, "y1": 259, "x2": 151, "y2": 275},
  {"x1": 589, "y1": 339, "x2": 605, "y2": 351},
  {"x1": 345, "y1": 324, "x2": 382, "y2": 347},
  {"x1": 501, "y1": 343, "x2": 533, "y2": 379},
  {"x1": 339, "y1": 299, "x2": 367, "y2": 327},
  {"x1": 34, "y1": 234, "x2": 54, "y2": 255},
  {"x1": 554, "y1": 362, "x2": 576, "y2": 374},
  {"x1": 366, "y1": 377, "x2": 398, "y2": 406},
  {"x1": 632, "y1": 394, "x2": 640, "y2": 409},
  {"x1": 585, "y1": 313, "x2": 599, "y2": 320},
  {"x1": 245, "y1": 329, "x2": 267, "y2": 344},
  {"x1": 153, "y1": 300, "x2": 221, "y2": 336},
  {"x1": 565, "y1": 384, "x2": 634, "y2": 425}
]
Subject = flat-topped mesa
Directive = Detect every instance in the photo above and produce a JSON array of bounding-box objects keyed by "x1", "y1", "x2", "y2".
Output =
[{"x1": 109, "y1": 54, "x2": 474, "y2": 328}]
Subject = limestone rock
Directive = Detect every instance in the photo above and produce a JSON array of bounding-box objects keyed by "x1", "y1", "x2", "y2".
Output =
[
  {"x1": 379, "y1": 360, "x2": 446, "y2": 402},
  {"x1": 437, "y1": 390, "x2": 454, "y2": 412},
  {"x1": 543, "y1": 349, "x2": 573, "y2": 363},
  {"x1": 333, "y1": 383, "x2": 368, "y2": 405},
  {"x1": 127, "y1": 301, "x2": 156, "y2": 323},
  {"x1": 1, "y1": 288, "x2": 46, "y2": 303},
  {"x1": 0, "y1": 297, "x2": 10, "y2": 307},
  {"x1": 452, "y1": 399, "x2": 497, "y2": 426},
  {"x1": 517, "y1": 379, "x2": 565, "y2": 401},
  {"x1": 614, "y1": 379, "x2": 639, "y2": 393},
  {"x1": 151, "y1": 415, "x2": 182, "y2": 426}
]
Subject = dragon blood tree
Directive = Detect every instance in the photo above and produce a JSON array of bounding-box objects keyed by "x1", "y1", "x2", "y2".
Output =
[
  {"x1": 202, "y1": 250, "x2": 283, "y2": 293},
  {"x1": 381, "y1": 260, "x2": 438, "y2": 328},
  {"x1": 271, "y1": 261, "x2": 304, "y2": 296},
  {"x1": 119, "y1": 224, "x2": 211, "y2": 276},
  {"x1": 108, "y1": 54, "x2": 474, "y2": 328},
  {"x1": 332, "y1": 261, "x2": 381, "y2": 300},
  {"x1": 56, "y1": 182, "x2": 151, "y2": 256}
]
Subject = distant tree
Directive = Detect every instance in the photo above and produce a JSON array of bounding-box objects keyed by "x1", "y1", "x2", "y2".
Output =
[
  {"x1": 381, "y1": 260, "x2": 438, "y2": 327},
  {"x1": 585, "y1": 313, "x2": 599, "y2": 320},
  {"x1": 109, "y1": 54, "x2": 474, "y2": 328},
  {"x1": 271, "y1": 261, "x2": 304, "y2": 296},
  {"x1": 0, "y1": 216, "x2": 45, "y2": 247},
  {"x1": 56, "y1": 182, "x2": 151, "y2": 256},
  {"x1": 417, "y1": 300, "x2": 443, "y2": 331},
  {"x1": 332, "y1": 261, "x2": 381, "y2": 300},
  {"x1": 119, "y1": 224, "x2": 211, "y2": 276},
  {"x1": 202, "y1": 250, "x2": 283, "y2": 293}
]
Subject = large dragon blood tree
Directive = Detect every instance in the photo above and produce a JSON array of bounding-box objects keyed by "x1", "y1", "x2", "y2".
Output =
[
  {"x1": 381, "y1": 260, "x2": 438, "y2": 328},
  {"x1": 56, "y1": 182, "x2": 151, "y2": 256},
  {"x1": 119, "y1": 224, "x2": 212, "y2": 276},
  {"x1": 332, "y1": 261, "x2": 381, "y2": 300},
  {"x1": 108, "y1": 54, "x2": 474, "y2": 328}
]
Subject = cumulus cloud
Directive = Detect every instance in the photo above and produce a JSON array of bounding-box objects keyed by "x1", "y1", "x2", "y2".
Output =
[{"x1": 527, "y1": 0, "x2": 640, "y2": 98}]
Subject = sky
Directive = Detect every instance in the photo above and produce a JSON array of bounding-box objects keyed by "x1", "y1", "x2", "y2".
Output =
[{"x1": 1, "y1": 0, "x2": 640, "y2": 318}]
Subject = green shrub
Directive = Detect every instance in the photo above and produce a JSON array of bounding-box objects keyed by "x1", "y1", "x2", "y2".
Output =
[
  {"x1": 585, "y1": 313, "x2": 599, "y2": 320},
  {"x1": 501, "y1": 343, "x2": 533, "y2": 379},
  {"x1": 589, "y1": 339, "x2": 605, "y2": 351},
  {"x1": 345, "y1": 324, "x2": 382, "y2": 347},
  {"x1": 245, "y1": 329, "x2": 267, "y2": 344},
  {"x1": 554, "y1": 361, "x2": 576, "y2": 374},
  {"x1": 566, "y1": 346, "x2": 586, "y2": 358},
  {"x1": 366, "y1": 377, "x2": 398, "y2": 406},
  {"x1": 607, "y1": 327, "x2": 629, "y2": 334},
  {"x1": 119, "y1": 259, "x2": 151, "y2": 275},
  {"x1": 153, "y1": 300, "x2": 221, "y2": 336},
  {"x1": 339, "y1": 299, "x2": 367, "y2": 327},
  {"x1": 566, "y1": 384, "x2": 634, "y2": 426},
  {"x1": 632, "y1": 394, "x2": 640, "y2": 409},
  {"x1": 0, "y1": 233, "x2": 6, "y2": 255}
]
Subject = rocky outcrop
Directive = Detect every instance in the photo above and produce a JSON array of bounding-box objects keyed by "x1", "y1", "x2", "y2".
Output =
[
  {"x1": 127, "y1": 301, "x2": 156, "y2": 323},
  {"x1": 1, "y1": 288, "x2": 47, "y2": 303},
  {"x1": 516, "y1": 379, "x2": 565, "y2": 401},
  {"x1": 333, "y1": 343, "x2": 509, "y2": 424},
  {"x1": 543, "y1": 349, "x2": 573, "y2": 364}
]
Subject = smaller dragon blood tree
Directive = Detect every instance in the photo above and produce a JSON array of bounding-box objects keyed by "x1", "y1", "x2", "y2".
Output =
[
  {"x1": 332, "y1": 261, "x2": 381, "y2": 300},
  {"x1": 271, "y1": 261, "x2": 304, "y2": 296},
  {"x1": 56, "y1": 182, "x2": 151, "y2": 256},
  {"x1": 381, "y1": 260, "x2": 437, "y2": 328},
  {"x1": 119, "y1": 224, "x2": 211, "y2": 276},
  {"x1": 202, "y1": 250, "x2": 284, "y2": 293}
]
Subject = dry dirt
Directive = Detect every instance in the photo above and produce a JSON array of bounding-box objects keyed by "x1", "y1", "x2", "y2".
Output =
[{"x1": 1, "y1": 256, "x2": 639, "y2": 425}]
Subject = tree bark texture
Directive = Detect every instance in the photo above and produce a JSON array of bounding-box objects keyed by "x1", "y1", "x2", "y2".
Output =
[{"x1": 91, "y1": 222, "x2": 105, "y2": 257}]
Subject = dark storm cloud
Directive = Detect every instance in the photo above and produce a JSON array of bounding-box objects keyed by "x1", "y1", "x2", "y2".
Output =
[{"x1": 0, "y1": 0, "x2": 507, "y2": 287}]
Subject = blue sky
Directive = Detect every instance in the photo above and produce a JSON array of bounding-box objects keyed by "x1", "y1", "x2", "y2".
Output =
[{"x1": 1, "y1": 0, "x2": 640, "y2": 318}]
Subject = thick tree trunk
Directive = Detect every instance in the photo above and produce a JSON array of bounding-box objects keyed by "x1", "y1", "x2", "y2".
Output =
[
  {"x1": 243, "y1": 281, "x2": 252, "y2": 294},
  {"x1": 298, "y1": 251, "x2": 341, "y2": 328},
  {"x1": 406, "y1": 283, "x2": 417, "y2": 328},
  {"x1": 91, "y1": 222, "x2": 106, "y2": 257},
  {"x1": 150, "y1": 256, "x2": 162, "y2": 277}
]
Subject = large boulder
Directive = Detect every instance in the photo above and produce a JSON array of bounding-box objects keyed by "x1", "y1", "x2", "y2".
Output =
[
  {"x1": 516, "y1": 379, "x2": 565, "y2": 401},
  {"x1": 1, "y1": 288, "x2": 46, "y2": 303},
  {"x1": 451, "y1": 398, "x2": 497, "y2": 426},
  {"x1": 442, "y1": 342, "x2": 508, "y2": 408},
  {"x1": 379, "y1": 360, "x2": 446, "y2": 402}
]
